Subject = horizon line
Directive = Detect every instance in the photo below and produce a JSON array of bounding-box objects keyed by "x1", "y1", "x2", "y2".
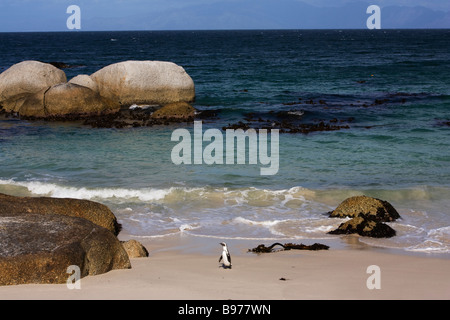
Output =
[{"x1": 1, "y1": 27, "x2": 450, "y2": 34}]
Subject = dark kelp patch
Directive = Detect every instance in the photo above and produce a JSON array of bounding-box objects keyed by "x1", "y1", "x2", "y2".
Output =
[{"x1": 248, "y1": 242, "x2": 329, "y2": 253}]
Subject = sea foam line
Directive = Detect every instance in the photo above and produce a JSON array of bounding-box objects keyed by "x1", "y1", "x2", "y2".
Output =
[
  {"x1": 0, "y1": 179, "x2": 170, "y2": 201},
  {"x1": 0, "y1": 179, "x2": 313, "y2": 203}
]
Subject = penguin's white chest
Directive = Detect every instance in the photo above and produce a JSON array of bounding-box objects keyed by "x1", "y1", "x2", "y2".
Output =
[{"x1": 222, "y1": 250, "x2": 231, "y2": 266}]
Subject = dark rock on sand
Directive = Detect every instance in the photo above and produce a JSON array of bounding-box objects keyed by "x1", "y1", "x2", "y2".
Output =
[
  {"x1": 121, "y1": 240, "x2": 149, "y2": 258},
  {"x1": 328, "y1": 216, "x2": 396, "y2": 238},
  {"x1": 0, "y1": 193, "x2": 122, "y2": 236},
  {"x1": 0, "y1": 214, "x2": 131, "y2": 286},
  {"x1": 328, "y1": 195, "x2": 400, "y2": 222}
]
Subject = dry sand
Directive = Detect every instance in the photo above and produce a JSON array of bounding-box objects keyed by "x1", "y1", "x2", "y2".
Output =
[{"x1": 0, "y1": 233, "x2": 449, "y2": 300}]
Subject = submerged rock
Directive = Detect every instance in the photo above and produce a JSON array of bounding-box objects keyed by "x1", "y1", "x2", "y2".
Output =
[
  {"x1": 0, "y1": 214, "x2": 131, "y2": 286},
  {"x1": 47, "y1": 62, "x2": 84, "y2": 69}
]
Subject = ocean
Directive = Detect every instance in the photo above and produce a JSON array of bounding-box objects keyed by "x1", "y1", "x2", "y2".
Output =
[{"x1": 1, "y1": 29, "x2": 449, "y2": 254}]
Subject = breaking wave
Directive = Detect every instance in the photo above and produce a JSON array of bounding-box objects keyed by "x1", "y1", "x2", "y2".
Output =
[{"x1": 1, "y1": 178, "x2": 449, "y2": 254}]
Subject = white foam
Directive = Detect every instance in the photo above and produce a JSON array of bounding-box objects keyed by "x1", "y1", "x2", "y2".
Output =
[
  {"x1": 0, "y1": 179, "x2": 170, "y2": 201},
  {"x1": 232, "y1": 216, "x2": 284, "y2": 227},
  {"x1": 304, "y1": 225, "x2": 336, "y2": 233},
  {"x1": 129, "y1": 104, "x2": 152, "y2": 110},
  {"x1": 287, "y1": 110, "x2": 304, "y2": 117},
  {"x1": 428, "y1": 226, "x2": 450, "y2": 237},
  {"x1": 0, "y1": 179, "x2": 316, "y2": 206},
  {"x1": 406, "y1": 240, "x2": 448, "y2": 253},
  {"x1": 2, "y1": 179, "x2": 449, "y2": 253},
  {"x1": 179, "y1": 223, "x2": 200, "y2": 232}
]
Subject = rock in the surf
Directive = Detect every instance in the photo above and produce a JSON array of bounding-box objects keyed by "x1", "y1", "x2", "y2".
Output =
[
  {"x1": 328, "y1": 216, "x2": 396, "y2": 238},
  {"x1": 90, "y1": 60, "x2": 195, "y2": 106},
  {"x1": 151, "y1": 101, "x2": 195, "y2": 121},
  {"x1": 328, "y1": 195, "x2": 400, "y2": 222},
  {"x1": 0, "y1": 61, "x2": 66, "y2": 113}
]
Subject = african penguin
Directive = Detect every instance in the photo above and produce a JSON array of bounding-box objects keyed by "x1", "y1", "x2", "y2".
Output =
[{"x1": 219, "y1": 242, "x2": 232, "y2": 269}]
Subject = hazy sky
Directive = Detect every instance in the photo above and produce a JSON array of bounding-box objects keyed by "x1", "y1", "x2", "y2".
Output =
[{"x1": 0, "y1": 0, "x2": 449, "y2": 31}]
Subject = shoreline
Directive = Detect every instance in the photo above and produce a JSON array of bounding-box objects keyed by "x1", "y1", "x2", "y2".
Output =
[
  {"x1": 118, "y1": 231, "x2": 450, "y2": 260},
  {"x1": 1, "y1": 233, "x2": 449, "y2": 300}
]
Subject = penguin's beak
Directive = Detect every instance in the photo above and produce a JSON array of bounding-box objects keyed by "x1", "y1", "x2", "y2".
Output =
[{"x1": 219, "y1": 242, "x2": 225, "y2": 246}]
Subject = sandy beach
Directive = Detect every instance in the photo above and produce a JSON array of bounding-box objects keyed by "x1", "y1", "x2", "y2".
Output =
[{"x1": 0, "y1": 234, "x2": 449, "y2": 300}]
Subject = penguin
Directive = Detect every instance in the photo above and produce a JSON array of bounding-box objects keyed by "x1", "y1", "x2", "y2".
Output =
[{"x1": 219, "y1": 242, "x2": 232, "y2": 269}]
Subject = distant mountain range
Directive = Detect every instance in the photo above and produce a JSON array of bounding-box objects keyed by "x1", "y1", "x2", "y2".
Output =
[
  {"x1": 0, "y1": 0, "x2": 448, "y2": 32},
  {"x1": 83, "y1": 0, "x2": 450, "y2": 30}
]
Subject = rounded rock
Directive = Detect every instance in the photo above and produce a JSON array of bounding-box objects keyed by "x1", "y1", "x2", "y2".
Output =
[
  {"x1": 91, "y1": 60, "x2": 195, "y2": 106},
  {"x1": 328, "y1": 195, "x2": 401, "y2": 222},
  {"x1": 0, "y1": 214, "x2": 131, "y2": 286},
  {"x1": 0, "y1": 61, "x2": 66, "y2": 112}
]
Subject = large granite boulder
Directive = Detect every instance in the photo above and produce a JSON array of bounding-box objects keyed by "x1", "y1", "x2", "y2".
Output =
[
  {"x1": 91, "y1": 60, "x2": 195, "y2": 106},
  {"x1": 1, "y1": 60, "x2": 197, "y2": 121},
  {"x1": 16, "y1": 88, "x2": 47, "y2": 117},
  {"x1": 328, "y1": 195, "x2": 400, "y2": 222},
  {"x1": 0, "y1": 214, "x2": 131, "y2": 286},
  {"x1": 44, "y1": 83, "x2": 120, "y2": 117},
  {"x1": 0, "y1": 193, "x2": 121, "y2": 236},
  {"x1": 328, "y1": 216, "x2": 396, "y2": 238},
  {"x1": 68, "y1": 74, "x2": 99, "y2": 92},
  {"x1": 0, "y1": 61, "x2": 66, "y2": 113},
  {"x1": 19, "y1": 83, "x2": 120, "y2": 118}
]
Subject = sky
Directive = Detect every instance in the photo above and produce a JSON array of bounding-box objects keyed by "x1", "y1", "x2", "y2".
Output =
[{"x1": 0, "y1": 0, "x2": 449, "y2": 32}]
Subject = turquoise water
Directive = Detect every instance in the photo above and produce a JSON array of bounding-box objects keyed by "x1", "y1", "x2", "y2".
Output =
[{"x1": 1, "y1": 30, "x2": 449, "y2": 253}]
